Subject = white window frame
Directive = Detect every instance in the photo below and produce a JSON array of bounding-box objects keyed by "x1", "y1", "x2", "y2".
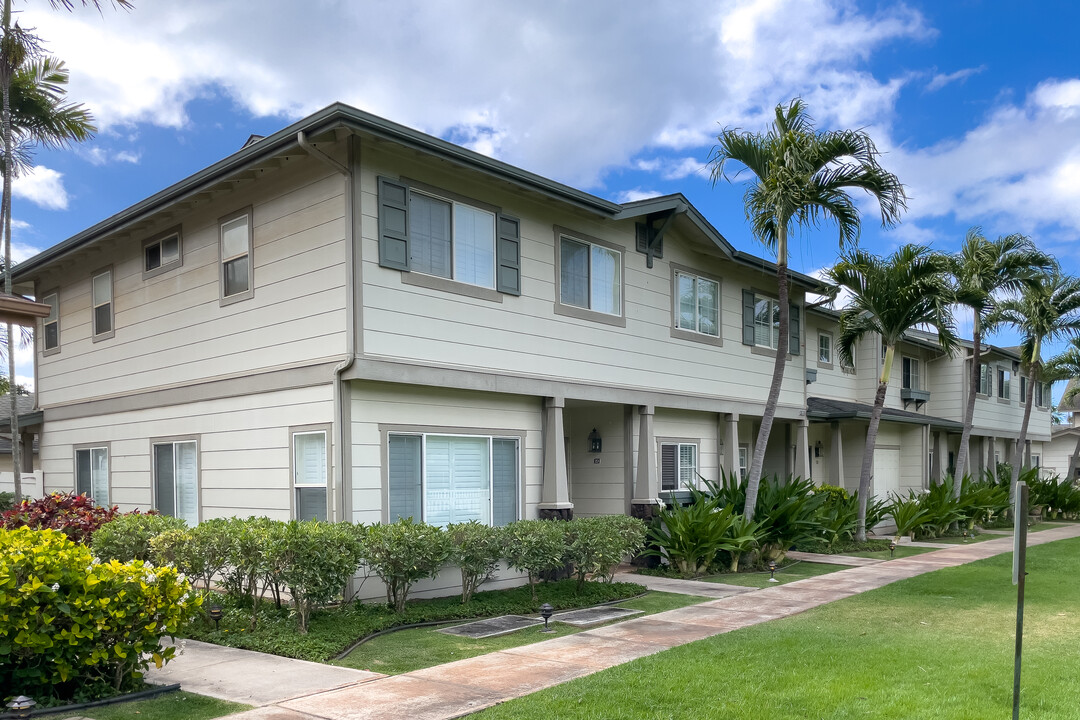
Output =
[
  {"x1": 1031, "y1": 454, "x2": 1041, "y2": 469},
  {"x1": 219, "y1": 207, "x2": 254, "y2": 306},
  {"x1": 41, "y1": 290, "x2": 59, "y2": 356},
  {"x1": 386, "y1": 431, "x2": 520, "y2": 528},
  {"x1": 674, "y1": 271, "x2": 720, "y2": 337},
  {"x1": 998, "y1": 367, "x2": 1011, "y2": 400},
  {"x1": 152, "y1": 437, "x2": 200, "y2": 524},
  {"x1": 91, "y1": 267, "x2": 114, "y2": 341},
  {"x1": 74, "y1": 444, "x2": 109, "y2": 507},
  {"x1": 554, "y1": 226, "x2": 625, "y2": 325},
  {"x1": 818, "y1": 333, "x2": 832, "y2": 365},
  {"x1": 659, "y1": 441, "x2": 699, "y2": 492},
  {"x1": 902, "y1": 356, "x2": 920, "y2": 391},
  {"x1": 979, "y1": 363, "x2": 992, "y2": 396},
  {"x1": 143, "y1": 226, "x2": 183, "y2": 279},
  {"x1": 753, "y1": 295, "x2": 781, "y2": 350},
  {"x1": 738, "y1": 444, "x2": 749, "y2": 480},
  {"x1": 292, "y1": 427, "x2": 330, "y2": 522},
  {"x1": 408, "y1": 188, "x2": 497, "y2": 289}
]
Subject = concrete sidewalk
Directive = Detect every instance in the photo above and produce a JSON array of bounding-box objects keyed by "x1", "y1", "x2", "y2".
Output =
[{"x1": 171, "y1": 523, "x2": 1080, "y2": 720}]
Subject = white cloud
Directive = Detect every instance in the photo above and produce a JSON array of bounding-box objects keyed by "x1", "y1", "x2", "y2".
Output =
[
  {"x1": 614, "y1": 188, "x2": 661, "y2": 203},
  {"x1": 20, "y1": 0, "x2": 929, "y2": 187},
  {"x1": 13, "y1": 166, "x2": 68, "y2": 210},
  {"x1": 926, "y1": 66, "x2": 985, "y2": 92},
  {"x1": 80, "y1": 146, "x2": 142, "y2": 166}
]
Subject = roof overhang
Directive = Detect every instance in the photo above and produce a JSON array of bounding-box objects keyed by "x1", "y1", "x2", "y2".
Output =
[
  {"x1": 0, "y1": 410, "x2": 43, "y2": 433},
  {"x1": 807, "y1": 396, "x2": 963, "y2": 432},
  {"x1": 0, "y1": 294, "x2": 51, "y2": 326}
]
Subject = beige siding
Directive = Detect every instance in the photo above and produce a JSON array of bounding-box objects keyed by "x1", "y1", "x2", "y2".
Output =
[
  {"x1": 36, "y1": 157, "x2": 348, "y2": 407},
  {"x1": 358, "y1": 144, "x2": 808, "y2": 413},
  {"x1": 38, "y1": 385, "x2": 334, "y2": 518},
  {"x1": 566, "y1": 404, "x2": 627, "y2": 517}
]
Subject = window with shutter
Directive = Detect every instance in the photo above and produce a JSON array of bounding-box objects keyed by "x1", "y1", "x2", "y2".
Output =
[
  {"x1": 558, "y1": 234, "x2": 622, "y2": 315},
  {"x1": 660, "y1": 442, "x2": 698, "y2": 492},
  {"x1": 675, "y1": 271, "x2": 719, "y2": 336}
]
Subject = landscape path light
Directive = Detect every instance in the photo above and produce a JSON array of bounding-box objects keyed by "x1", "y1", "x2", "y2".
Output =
[
  {"x1": 208, "y1": 603, "x2": 224, "y2": 631},
  {"x1": 889, "y1": 540, "x2": 897, "y2": 559},
  {"x1": 6, "y1": 696, "x2": 36, "y2": 720},
  {"x1": 539, "y1": 603, "x2": 555, "y2": 633},
  {"x1": 768, "y1": 560, "x2": 778, "y2": 583}
]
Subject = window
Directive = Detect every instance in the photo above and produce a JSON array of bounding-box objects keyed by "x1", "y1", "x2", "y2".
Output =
[
  {"x1": 409, "y1": 191, "x2": 497, "y2": 288},
  {"x1": 220, "y1": 208, "x2": 253, "y2": 303},
  {"x1": 754, "y1": 296, "x2": 780, "y2": 349},
  {"x1": 388, "y1": 433, "x2": 518, "y2": 527},
  {"x1": 979, "y1": 363, "x2": 992, "y2": 396},
  {"x1": 42, "y1": 292, "x2": 59, "y2": 354},
  {"x1": 293, "y1": 430, "x2": 328, "y2": 521},
  {"x1": 675, "y1": 272, "x2": 719, "y2": 336},
  {"x1": 660, "y1": 442, "x2": 698, "y2": 492},
  {"x1": 738, "y1": 445, "x2": 749, "y2": 480},
  {"x1": 75, "y1": 446, "x2": 109, "y2": 506},
  {"x1": 153, "y1": 440, "x2": 198, "y2": 524},
  {"x1": 1020, "y1": 376, "x2": 1028, "y2": 402},
  {"x1": 881, "y1": 340, "x2": 888, "y2": 362},
  {"x1": 998, "y1": 368, "x2": 1011, "y2": 399},
  {"x1": 840, "y1": 348, "x2": 855, "y2": 372},
  {"x1": 560, "y1": 235, "x2": 622, "y2": 315},
  {"x1": 144, "y1": 227, "x2": 182, "y2": 277},
  {"x1": 902, "y1": 357, "x2": 920, "y2": 391},
  {"x1": 1032, "y1": 454, "x2": 1041, "y2": 469},
  {"x1": 818, "y1": 334, "x2": 832, "y2": 364},
  {"x1": 91, "y1": 269, "x2": 113, "y2": 339}
]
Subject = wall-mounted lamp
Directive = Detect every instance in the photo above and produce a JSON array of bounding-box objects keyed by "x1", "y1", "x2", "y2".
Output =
[
  {"x1": 588, "y1": 428, "x2": 602, "y2": 453},
  {"x1": 814, "y1": 441, "x2": 823, "y2": 458}
]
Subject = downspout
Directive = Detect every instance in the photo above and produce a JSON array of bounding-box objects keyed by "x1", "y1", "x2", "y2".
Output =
[{"x1": 298, "y1": 130, "x2": 354, "y2": 522}]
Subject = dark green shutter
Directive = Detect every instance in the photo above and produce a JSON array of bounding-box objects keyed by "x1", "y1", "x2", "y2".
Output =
[
  {"x1": 742, "y1": 290, "x2": 756, "y2": 346},
  {"x1": 377, "y1": 177, "x2": 410, "y2": 271},
  {"x1": 789, "y1": 303, "x2": 801, "y2": 355},
  {"x1": 496, "y1": 214, "x2": 521, "y2": 296}
]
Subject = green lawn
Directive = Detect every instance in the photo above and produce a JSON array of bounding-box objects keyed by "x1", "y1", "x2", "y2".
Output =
[
  {"x1": 473, "y1": 537, "x2": 1080, "y2": 720},
  {"x1": 68, "y1": 691, "x2": 247, "y2": 720},
  {"x1": 335, "y1": 591, "x2": 708, "y2": 675},
  {"x1": 704, "y1": 561, "x2": 845, "y2": 588},
  {"x1": 841, "y1": 544, "x2": 936, "y2": 559}
]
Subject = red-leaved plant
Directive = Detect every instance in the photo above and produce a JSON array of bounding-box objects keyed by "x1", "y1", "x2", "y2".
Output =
[{"x1": 0, "y1": 492, "x2": 151, "y2": 544}]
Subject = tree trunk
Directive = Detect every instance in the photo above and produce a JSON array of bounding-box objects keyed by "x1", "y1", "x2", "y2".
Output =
[
  {"x1": 1011, "y1": 351, "x2": 1039, "y2": 496},
  {"x1": 856, "y1": 346, "x2": 893, "y2": 542},
  {"x1": 1, "y1": 0, "x2": 19, "y2": 504},
  {"x1": 953, "y1": 321, "x2": 982, "y2": 489},
  {"x1": 744, "y1": 226, "x2": 790, "y2": 520}
]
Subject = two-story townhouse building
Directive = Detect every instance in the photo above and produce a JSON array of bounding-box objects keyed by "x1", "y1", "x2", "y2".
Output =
[{"x1": 4, "y1": 103, "x2": 1055, "y2": 595}]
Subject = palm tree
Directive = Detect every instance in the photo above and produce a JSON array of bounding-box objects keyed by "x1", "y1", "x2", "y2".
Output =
[
  {"x1": 0, "y1": 0, "x2": 120, "y2": 502},
  {"x1": 994, "y1": 269, "x2": 1080, "y2": 494},
  {"x1": 708, "y1": 99, "x2": 906, "y2": 519},
  {"x1": 825, "y1": 245, "x2": 958, "y2": 541},
  {"x1": 949, "y1": 229, "x2": 1051, "y2": 487}
]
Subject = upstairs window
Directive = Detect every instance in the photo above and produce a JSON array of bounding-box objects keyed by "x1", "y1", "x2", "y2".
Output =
[
  {"x1": 818, "y1": 333, "x2": 832, "y2": 364},
  {"x1": 998, "y1": 368, "x2": 1011, "y2": 399},
  {"x1": 1020, "y1": 376, "x2": 1028, "y2": 402},
  {"x1": 676, "y1": 272, "x2": 719, "y2": 336},
  {"x1": 560, "y1": 235, "x2": 622, "y2": 316},
  {"x1": 660, "y1": 442, "x2": 698, "y2": 492},
  {"x1": 42, "y1": 292, "x2": 59, "y2": 354},
  {"x1": 144, "y1": 227, "x2": 182, "y2": 278},
  {"x1": 754, "y1": 296, "x2": 781, "y2": 349},
  {"x1": 220, "y1": 209, "x2": 253, "y2": 304},
  {"x1": 979, "y1": 363, "x2": 992, "y2": 396},
  {"x1": 91, "y1": 269, "x2": 113, "y2": 340},
  {"x1": 902, "y1": 357, "x2": 920, "y2": 391},
  {"x1": 410, "y1": 192, "x2": 497, "y2": 288}
]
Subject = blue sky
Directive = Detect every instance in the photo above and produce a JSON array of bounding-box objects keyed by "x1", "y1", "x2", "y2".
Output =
[{"x1": 8, "y1": 0, "x2": 1080, "y2": 389}]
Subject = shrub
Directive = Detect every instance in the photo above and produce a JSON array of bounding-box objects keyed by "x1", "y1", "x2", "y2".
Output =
[
  {"x1": 0, "y1": 526, "x2": 199, "y2": 701},
  {"x1": 447, "y1": 521, "x2": 502, "y2": 603},
  {"x1": 91, "y1": 512, "x2": 187, "y2": 563},
  {"x1": 752, "y1": 476, "x2": 827, "y2": 560},
  {"x1": 0, "y1": 491, "x2": 14, "y2": 512},
  {"x1": 150, "y1": 518, "x2": 232, "y2": 594},
  {"x1": 916, "y1": 479, "x2": 965, "y2": 538},
  {"x1": 719, "y1": 512, "x2": 764, "y2": 572},
  {"x1": 565, "y1": 515, "x2": 646, "y2": 589},
  {"x1": 360, "y1": 518, "x2": 451, "y2": 613},
  {"x1": 1, "y1": 492, "x2": 121, "y2": 544},
  {"x1": 887, "y1": 494, "x2": 929, "y2": 540},
  {"x1": 277, "y1": 521, "x2": 364, "y2": 632},
  {"x1": 646, "y1": 496, "x2": 737, "y2": 577},
  {"x1": 501, "y1": 519, "x2": 569, "y2": 601}
]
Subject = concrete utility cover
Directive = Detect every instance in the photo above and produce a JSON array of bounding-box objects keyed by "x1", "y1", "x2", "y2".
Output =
[
  {"x1": 553, "y1": 607, "x2": 643, "y2": 626},
  {"x1": 438, "y1": 615, "x2": 543, "y2": 639}
]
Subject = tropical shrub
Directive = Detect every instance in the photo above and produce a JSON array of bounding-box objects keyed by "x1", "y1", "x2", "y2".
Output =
[
  {"x1": 887, "y1": 494, "x2": 930, "y2": 540},
  {"x1": 447, "y1": 520, "x2": 502, "y2": 603},
  {"x1": 565, "y1": 515, "x2": 646, "y2": 589},
  {"x1": 90, "y1": 512, "x2": 187, "y2": 562},
  {"x1": 752, "y1": 476, "x2": 827, "y2": 560},
  {"x1": 915, "y1": 479, "x2": 965, "y2": 538},
  {"x1": 0, "y1": 526, "x2": 199, "y2": 701},
  {"x1": 646, "y1": 495, "x2": 738, "y2": 577},
  {"x1": 0, "y1": 490, "x2": 14, "y2": 512},
  {"x1": 1, "y1": 492, "x2": 121, "y2": 544},
  {"x1": 277, "y1": 520, "x2": 364, "y2": 632},
  {"x1": 814, "y1": 490, "x2": 860, "y2": 549},
  {"x1": 501, "y1": 519, "x2": 568, "y2": 601},
  {"x1": 957, "y1": 476, "x2": 1010, "y2": 528},
  {"x1": 718, "y1": 512, "x2": 765, "y2": 572},
  {"x1": 150, "y1": 517, "x2": 232, "y2": 593},
  {"x1": 360, "y1": 518, "x2": 451, "y2": 613}
]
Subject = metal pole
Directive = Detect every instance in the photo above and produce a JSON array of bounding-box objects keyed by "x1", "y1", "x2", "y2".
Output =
[{"x1": 1012, "y1": 482, "x2": 1028, "y2": 720}]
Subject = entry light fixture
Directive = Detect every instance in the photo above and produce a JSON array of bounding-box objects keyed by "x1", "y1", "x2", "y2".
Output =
[
  {"x1": 588, "y1": 428, "x2": 602, "y2": 454},
  {"x1": 539, "y1": 603, "x2": 555, "y2": 633},
  {"x1": 814, "y1": 441, "x2": 823, "y2": 458}
]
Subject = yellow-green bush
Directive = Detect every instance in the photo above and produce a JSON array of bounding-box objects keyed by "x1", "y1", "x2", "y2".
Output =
[{"x1": 0, "y1": 526, "x2": 200, "y2": 701}]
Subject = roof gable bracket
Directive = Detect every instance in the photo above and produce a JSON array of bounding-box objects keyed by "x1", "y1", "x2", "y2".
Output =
[{"x1": 635, "y1": 202, "x2": 686, "y2": 268}]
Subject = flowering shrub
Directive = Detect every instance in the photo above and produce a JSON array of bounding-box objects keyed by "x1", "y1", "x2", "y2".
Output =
[
  {"x1": 1, "y1": 492, "x2": 122, "y2": 544},
  {"x1": 0, "y1": 526, "x2": 199, "y2": 700}
]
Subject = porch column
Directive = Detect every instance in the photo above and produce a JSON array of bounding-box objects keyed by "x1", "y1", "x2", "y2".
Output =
[
  {"x1": 539, "y1": 397, "x2": 572, "y2": 520},
  {"x1": 631, "y1": 405, "x2": 661, "y2": 521},
  {"x1": 723, "y1": 412, "x2": 740, "y2": 477},
  {"x1": 1068, "y1": 435, "x2": 1080, "y2": 481},
  {"x1": 931, "y1": 431, "x2": 944, "y2": 484},
  {"x1": 987, "y1": 436, "x2": 997, "y2": 475},
  {"x1": 19, "y1": 431, "x2": 33, "y2": 473},
  {"x1": 1024, "y1": 440, "x2": 1032, "y2": 470},
  {"x1": 829, "y1": 422, "x2": 844, "y2": 487},
  {"x1": 794, "y1": 419, "x2": 810, "y2": 481}
]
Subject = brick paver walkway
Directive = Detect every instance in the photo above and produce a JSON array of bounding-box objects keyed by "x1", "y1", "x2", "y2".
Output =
[{"x1": 202, "y1": 524, "x2": 1080, "y2": 720}]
